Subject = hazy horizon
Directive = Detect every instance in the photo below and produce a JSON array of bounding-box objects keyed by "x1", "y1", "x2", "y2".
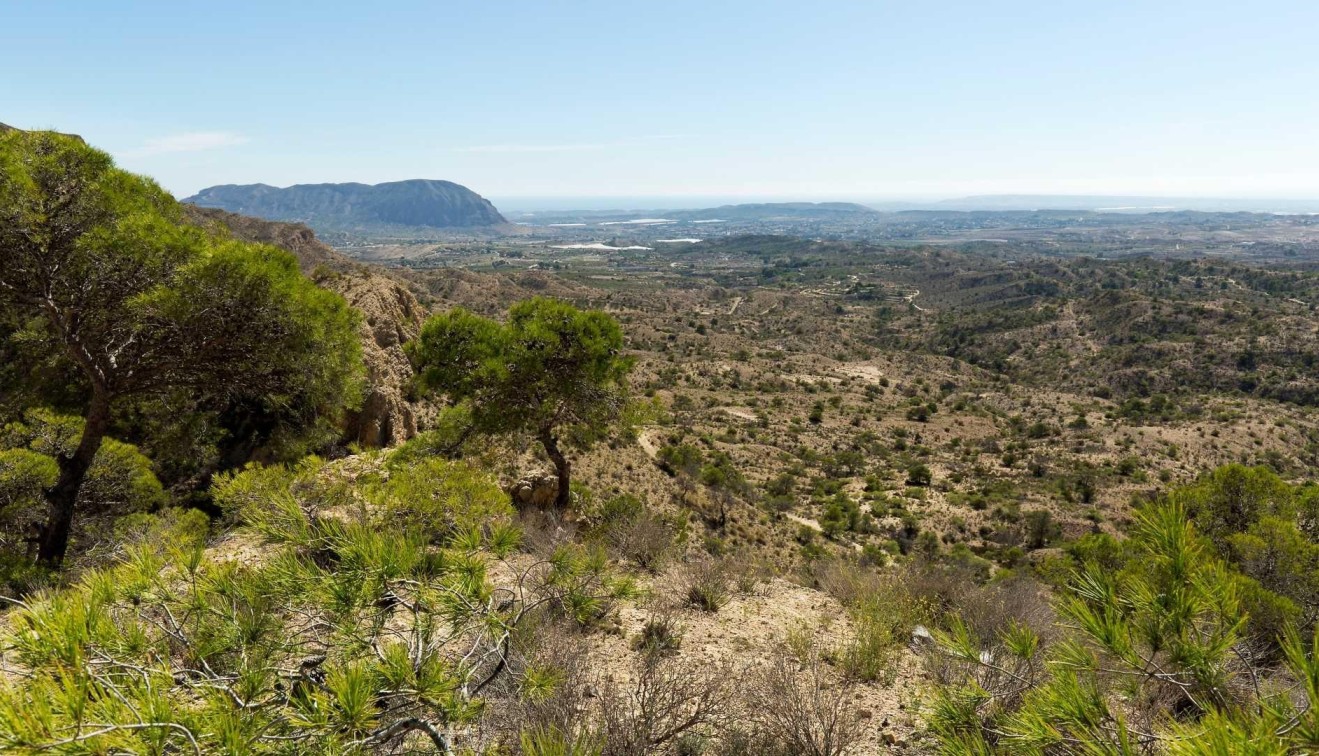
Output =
[
  {"x1": 487, "y1": 193, "x2": 1319, "y2": 214},
  {"x1": 5, "y1": 1, "x2": 1318, "y2": 201}
]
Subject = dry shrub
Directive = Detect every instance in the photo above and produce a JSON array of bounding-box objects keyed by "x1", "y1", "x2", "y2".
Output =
[
  {"x1": 745, "y1": 650, "x2": 861, "y2": 756},
  {"x1": 812, "y1": 557, "x2": 887, "y2": 608},
  {"x1": 606, "y1": 510, "x2": 676, "y2": 573},
  {"x1": 812, "y1": 558, "x2": 915, "y2": 686},
  {"x1": 837, "y1": 599, "x2": 903, "y2": 685},
  {"x1": 519, "y1": 508, "x2": 581, "y2": 557},
  {"x1": 898, "y1": 561, "x2": 1056, "y2": 642},
  {"x1": 684, "y1": 558, "x2": 731, "y2": 612},
  {"x1": 599, "y1": 655, "x2": 737, "y2": 756},
  {"x1": 892, "y1": 560, "x2": 981, "y2": 624},
  {"x1": 723, "y1": 553, "x2": 772, "y2": 594},
  {"x1": 959, "y1": 573, "x2": 1056, "y2": 643},
  {"x1": 481, "y1": 614, "x2": 597, "y2": 750},
  {"x1": 634, "y1": 610, "x2": 684, "y2": 657}
]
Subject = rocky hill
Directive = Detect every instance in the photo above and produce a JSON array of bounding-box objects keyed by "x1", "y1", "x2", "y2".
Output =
[{"x1": 184, "y1": 179, "x2": 507, "y2": 233}]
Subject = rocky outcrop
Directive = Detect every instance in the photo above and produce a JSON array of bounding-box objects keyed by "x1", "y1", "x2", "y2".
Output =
[
  {"x1": 329, "y1": 272, "x2": 428, "y2": 447},
  {"x1": 183, "y1": 206, "x2": 428, "y2": 447},
  {"x1": 0, "y1": 123, "x2": 84, "y2": 142},
  {"x1": 508, "y1": 471, "x2": 558, "y2": 510},
  {"x1": 184, "y1": 179, "x2": 507, "y2": 234},
  {"x1": 182, "y1": 206, "x2": 345, "y2": 273}
]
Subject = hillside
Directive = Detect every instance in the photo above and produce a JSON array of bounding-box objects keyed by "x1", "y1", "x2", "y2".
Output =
[
  {"x1": 7, "y1": 128, "x2": 1319, "y2": 755},
  {"x1": 185, "y1": 178, "x2": 508, "y2": 234},
  {"x1": 182, "y1": 205, "x2": 351, "y2": 272}
]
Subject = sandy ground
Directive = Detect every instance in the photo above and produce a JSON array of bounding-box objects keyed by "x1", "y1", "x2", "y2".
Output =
[{"x1": 589, "y1": 574, "x2": 927, "y2": 753}]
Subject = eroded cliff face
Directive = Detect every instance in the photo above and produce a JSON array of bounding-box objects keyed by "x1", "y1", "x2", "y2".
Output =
[
  {"x1": 183, "y1": 205, "x2": 428, "y2": 448},
  {"x1": 327, "y1": 271, "x2": 429, "y2": 447}
]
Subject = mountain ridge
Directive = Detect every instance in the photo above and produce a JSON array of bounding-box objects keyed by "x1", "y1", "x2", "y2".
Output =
[{"x1": 185, "y1": 178, "x2": 508, "y2": 232}]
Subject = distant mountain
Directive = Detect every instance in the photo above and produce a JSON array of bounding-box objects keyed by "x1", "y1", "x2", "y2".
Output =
[
  {"x1": 677, "y1": 202, "x2": 879, "y2": 221},
  {"x1": 914, "y1": 195, "x2": 1319, "y2": 214},
  {"x1": 505, "y1": 201, "x2": 882, "y2": 227},
  {"x1": 184, "y1": 179, "x2": 508, "y2": 232}
]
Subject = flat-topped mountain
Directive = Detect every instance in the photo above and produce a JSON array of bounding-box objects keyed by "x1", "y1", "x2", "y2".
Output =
[{"x1": 185, "y1": 179, "x2": 507, "y2": 232}]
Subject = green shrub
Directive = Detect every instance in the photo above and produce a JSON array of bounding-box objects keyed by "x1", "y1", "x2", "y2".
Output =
[
  {"x1": 657, "y1": 443, "x2": 703, "y2": 476},
  {"x1": 685, "y1": 560, "x2": 731, "y2": 612},
  {"x1": 3, "y1": 411, "x2": 166, "y2": 518},
  {"x1": 838, "y1": 598, "x2": 903, "y2": 685},
  {"x1": 0, "y1": 412, "x2": 166, "y2": 571},
  {"x1": 521, "y1": 727, "x2": 603, "y2": 756},
  {"x1": 386, "y1": 403, "x2": 475, "y2": 466},
  {"x1": 0, "y1": 451, "x2": 628, "y2": 753},
  {"x1": 906, "y1": 463, "x2": 932, "y2": 486},
  {"x1": 928, "y1": 498, "x2": 1319, "y2": 753},
  {"x1": 1022, "y1": 509, "x2": 1060, "y2": 549},
  {"x1": 379, "y1": 457, "x2": 514, "y2": 540},
  {"x1": 635, "y1": 613, "x2": 684, "y2": 656},
  {"x1": 212, "y1": 459, "x2": 320, "y2": 539},
  {"x1": 0, "y1": 448, "x2": 57, "y2": 527}
]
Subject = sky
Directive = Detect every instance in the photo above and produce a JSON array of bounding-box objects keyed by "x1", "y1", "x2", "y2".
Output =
[{"x1": 4, "y1": 1, "x2": 1319, "y2": 206}]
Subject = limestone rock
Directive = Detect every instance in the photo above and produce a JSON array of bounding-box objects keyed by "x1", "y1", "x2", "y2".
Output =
[
  {"x1": 509, "y1": 471, "x2": 558, "y2": 510},
  {"x1": 327, "y1": 273, "x2": 427, "y2": 447}
]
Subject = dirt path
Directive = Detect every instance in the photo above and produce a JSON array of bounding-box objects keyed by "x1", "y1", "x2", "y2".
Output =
[
  {"x1": 784, "y1": 512, "x2": 822, "y2": 532},
  {"x1": 834, "y1": 364, "x2": 885, "y2": 383},
  {"x1": 718, "y1": 406, "x2": 758, "y2": 421},
  {"x1": 905, "y1": 289, "x2": 926, "y2": 312}
]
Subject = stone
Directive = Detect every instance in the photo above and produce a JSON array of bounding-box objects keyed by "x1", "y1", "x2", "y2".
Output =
[{"x1": 509, "y1": 471, "x2": 558, "y2": 509}]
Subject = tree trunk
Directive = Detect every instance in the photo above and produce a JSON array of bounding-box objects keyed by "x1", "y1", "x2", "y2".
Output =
[
  {"x1": 538, "y1": 429, "x2": 571, "y2": 510},
  {"x1": 37, "y1": 390, "x2": 110, "y2": 567}
]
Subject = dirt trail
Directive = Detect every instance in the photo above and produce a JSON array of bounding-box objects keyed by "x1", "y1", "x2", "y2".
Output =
[
  {"x1": 785, "y1": 512, "x2": 822, "y2": 532},
  {"x1": 718, "y1": 406, "x2": 758, "y2": 421},
  {"x1": 834, "y1": 364, "x2": 885, "y2": 383}
]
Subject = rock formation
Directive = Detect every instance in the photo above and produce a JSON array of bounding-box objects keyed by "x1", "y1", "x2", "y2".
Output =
[{"x1": 183, "y1": 206, "x2": 428, "y2": 447}]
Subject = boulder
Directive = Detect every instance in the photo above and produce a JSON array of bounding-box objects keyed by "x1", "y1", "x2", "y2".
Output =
[
  {"x1": 509, "y1": 471, "x2": 558, "y2": 510},
  {"x1": 910, "y1": 624, "x2": 934, "y2": 652}
]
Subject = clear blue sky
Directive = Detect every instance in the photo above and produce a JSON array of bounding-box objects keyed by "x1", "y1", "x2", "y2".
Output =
[{"x1": 4, "y1": 1, "x2": 1318, "y2": 203}]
